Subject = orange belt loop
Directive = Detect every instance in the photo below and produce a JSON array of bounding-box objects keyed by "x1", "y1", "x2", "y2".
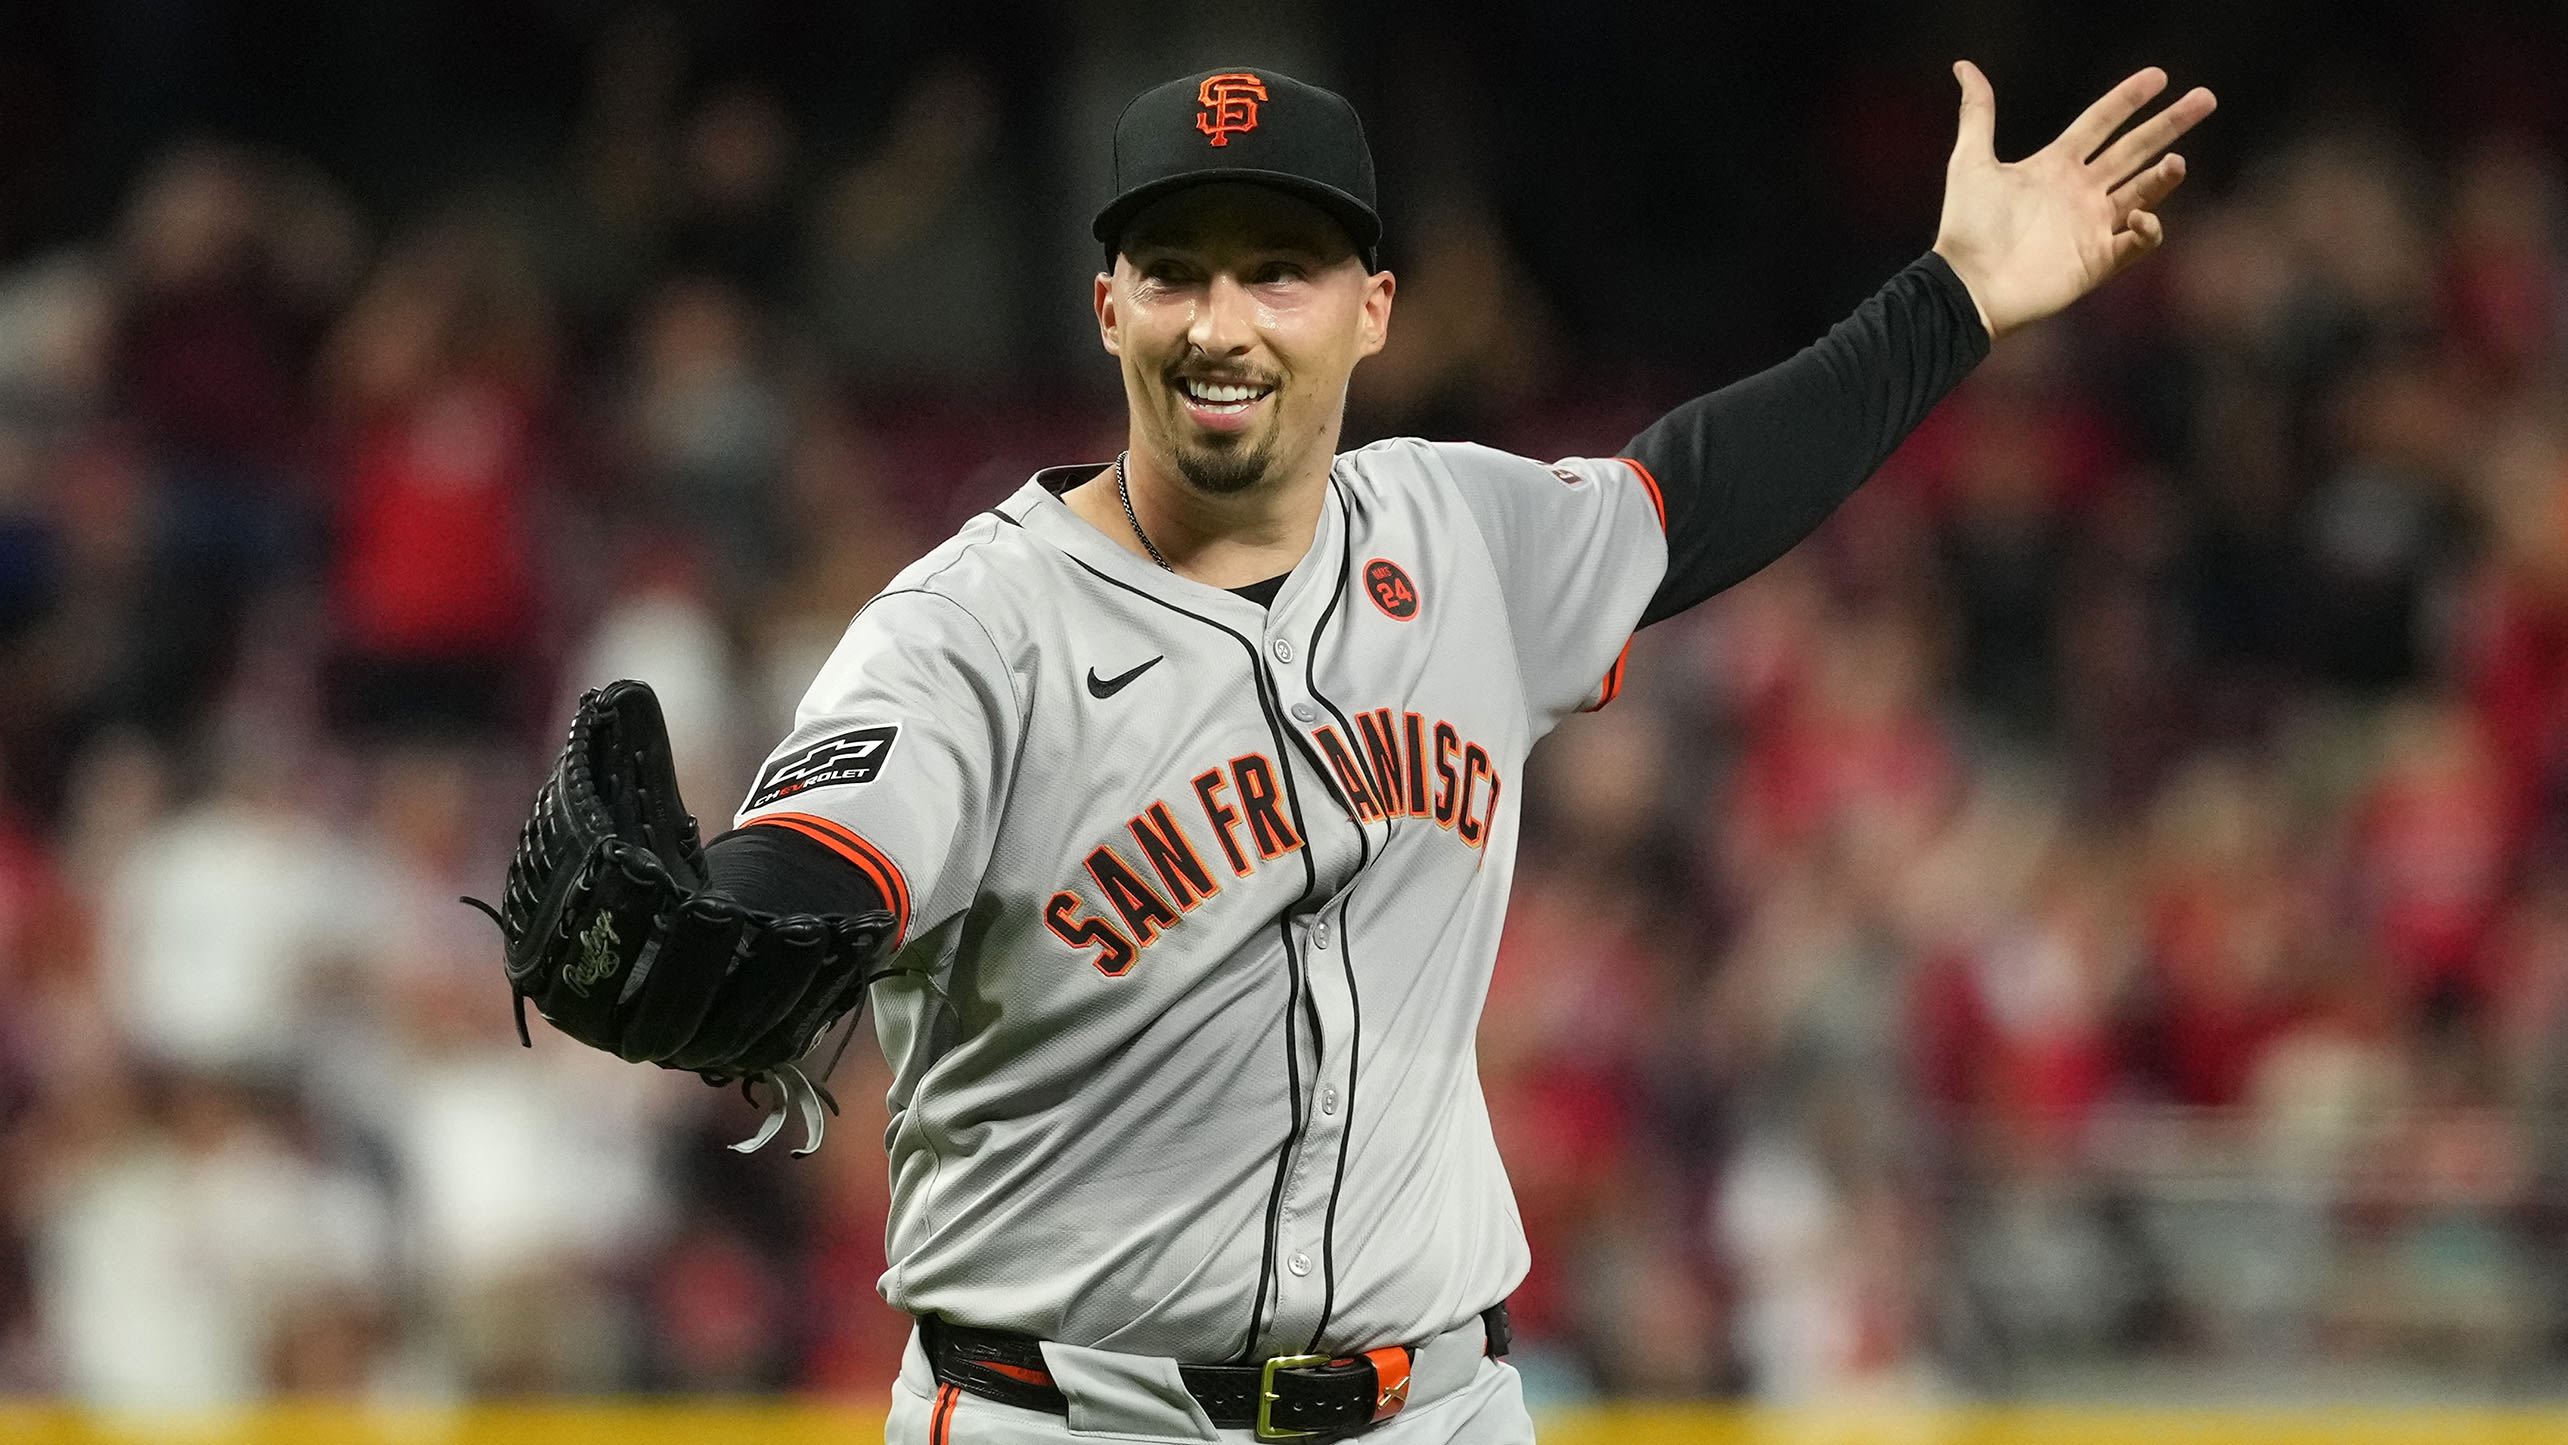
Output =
[{"x1": 1363, "y1": 1346, "x2": 1413, "y2": 1423}]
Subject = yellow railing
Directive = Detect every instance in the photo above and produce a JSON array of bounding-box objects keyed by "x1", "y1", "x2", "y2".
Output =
[{"x1": 7, "y1": 1404, "x2": 2568, "y2": 1444}]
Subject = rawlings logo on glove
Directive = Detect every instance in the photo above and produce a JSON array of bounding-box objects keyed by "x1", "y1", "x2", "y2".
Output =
[{"x1": 566, "y1": 915, "x2": 621, "y2": 996}]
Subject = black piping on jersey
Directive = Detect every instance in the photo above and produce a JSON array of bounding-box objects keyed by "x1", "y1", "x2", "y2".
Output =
[
  {"x1": 1052, "y1": 550, "x2": 1323, "y2": 1365},
  {"x1": 1277, "y1": 514, "x2": 1369, "y2": 1054},
  {"x1": 1294, "y1": 473, "x2": 1388, "y2": 1351}
]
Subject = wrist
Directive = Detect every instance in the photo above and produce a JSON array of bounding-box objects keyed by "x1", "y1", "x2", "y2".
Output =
[{"x1": 1930, "y1": 239, "x2": 2002, "y2": 341}]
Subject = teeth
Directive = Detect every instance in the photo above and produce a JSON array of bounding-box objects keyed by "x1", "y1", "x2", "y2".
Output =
[{"x1": 1183, "y1": 379, "x2": 1270, "y2": 405}]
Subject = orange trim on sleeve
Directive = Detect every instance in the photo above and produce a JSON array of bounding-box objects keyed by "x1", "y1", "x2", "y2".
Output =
[
  {"x1": 1581, "y1": 638, "x2": 1634, "y2": 713},
  {"x1": 1618, "y1": 456, "x2": 1667, "y2": 532},
  {"x1": 745, "y1": 811, "x2": 912, "y2": 943}
]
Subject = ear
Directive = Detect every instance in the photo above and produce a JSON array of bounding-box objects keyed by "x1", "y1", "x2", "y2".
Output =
[
  {"x1": 1094, "y1": 267, "x2": 1122, "y2": 356},
  {"x1": 1356, "y1": 268, "x2": 1396, "y2": 359}
]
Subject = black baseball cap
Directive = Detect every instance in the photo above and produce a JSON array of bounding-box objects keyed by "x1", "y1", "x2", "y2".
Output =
[{"x1": 1093, "y1": 67, "x2": 1382, "y2": 272}]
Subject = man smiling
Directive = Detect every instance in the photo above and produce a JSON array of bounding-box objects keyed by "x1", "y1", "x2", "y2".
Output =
[
  {"x1": 491, "y1": 60, "x2": 2211, "y2": 1444},
  {"x1": 1066, "y1": 176, "x2": 1396, "y2": 591}
]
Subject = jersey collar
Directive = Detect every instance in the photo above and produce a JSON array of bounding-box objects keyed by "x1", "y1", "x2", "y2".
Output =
[{"x1": 1011, "y1": 462, "x2": 1347, "y2": 621}]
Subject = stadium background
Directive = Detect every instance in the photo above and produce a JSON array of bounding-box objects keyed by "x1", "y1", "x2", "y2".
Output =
[{"x1": 3, "y1": 0, "x2": 2568, "y2": 1434}]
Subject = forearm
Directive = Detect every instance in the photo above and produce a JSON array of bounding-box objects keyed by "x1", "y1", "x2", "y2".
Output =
[
  {"x1": 702, "y1": 824, "x2": 891, "y2": 917},
  {"x1": 1624, "y1": 251, "x2": 1989, "y2": 626}
]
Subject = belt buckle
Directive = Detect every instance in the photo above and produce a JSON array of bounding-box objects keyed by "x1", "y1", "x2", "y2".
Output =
[{"x1": 1255, "y1": 1353, "x2": 1331, "y2": 1440}]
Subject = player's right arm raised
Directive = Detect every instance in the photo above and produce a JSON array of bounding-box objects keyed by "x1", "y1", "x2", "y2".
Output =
[{"x1": 1622, "y1": 62, "x2": 2211, "y2": 625}]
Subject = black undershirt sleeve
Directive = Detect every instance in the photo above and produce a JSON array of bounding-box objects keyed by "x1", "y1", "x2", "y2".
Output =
[
  {"x1": 701, "y1": 825, "x2": 891, "y2": 917},
  {"x1": 1623, "y1": 250, "x2": 1990, "y2": 627}
]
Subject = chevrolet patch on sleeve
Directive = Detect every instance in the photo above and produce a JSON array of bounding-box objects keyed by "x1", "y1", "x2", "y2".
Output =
[{"x1": 744, "y1": 726, "x2": 900, "y2": 810}]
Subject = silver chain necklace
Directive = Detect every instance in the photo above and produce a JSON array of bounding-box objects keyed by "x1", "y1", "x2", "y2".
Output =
[{"x1": 1114, "y1": 452, "x2": 1175, "y2": 572}]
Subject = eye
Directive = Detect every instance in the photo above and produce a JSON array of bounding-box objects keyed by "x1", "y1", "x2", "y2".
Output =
[{"x1": 1251, "y1": 261, "x2": 1307, "y2": 285}]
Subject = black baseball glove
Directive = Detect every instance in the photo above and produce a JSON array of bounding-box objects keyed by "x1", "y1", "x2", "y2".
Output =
[{"x1": 466, "y1": 680, "x2": 895, "y2": 1155}]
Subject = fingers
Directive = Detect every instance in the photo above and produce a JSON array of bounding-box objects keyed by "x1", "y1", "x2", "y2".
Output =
[
  {"x1": 2106, "y1": 208, "x2": 2167, "y2": 275},
  {"x1": 2057, "y1": 67, "x2": 2167, "y2": 161},
  {"x1": 2108, "y1": 153, "x2": 2188, "y2": 223},
  {"x1": 2090, "y1": 85, "x2": 2217, "y2": 184},
  {"x1": 1950, "y1": 60, "x2": 1996, "y2": 166}
]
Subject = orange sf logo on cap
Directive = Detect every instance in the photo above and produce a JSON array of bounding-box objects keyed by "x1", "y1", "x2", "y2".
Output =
[{"x1": 1194, "y1": 73, "x2": 1267, "y2": 147}]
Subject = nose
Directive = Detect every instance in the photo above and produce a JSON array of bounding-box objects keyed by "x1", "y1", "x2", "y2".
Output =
[{"x1": 1186, "y1": 273, "x2": 1257, "y2": 358}]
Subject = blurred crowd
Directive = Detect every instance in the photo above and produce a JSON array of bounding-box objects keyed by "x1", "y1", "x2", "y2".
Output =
[{"x1": 2, "y1": 2, "x2": 2568, "y2": 1414}]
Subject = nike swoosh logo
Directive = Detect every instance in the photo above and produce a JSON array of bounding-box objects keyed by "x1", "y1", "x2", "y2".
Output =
[{"x1": 1087, "y1": 656, "x2": 1164, "y2": 699}]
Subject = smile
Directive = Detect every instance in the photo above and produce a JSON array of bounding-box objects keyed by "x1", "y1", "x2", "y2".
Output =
[{"x1": 1174, "y1": 376, "x2": 1276, "y2": 417}]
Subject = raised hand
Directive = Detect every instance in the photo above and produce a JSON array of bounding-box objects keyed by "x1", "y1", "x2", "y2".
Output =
[{"x1": 1932, "y1": 61, "x2": 2216, "y2": 341}]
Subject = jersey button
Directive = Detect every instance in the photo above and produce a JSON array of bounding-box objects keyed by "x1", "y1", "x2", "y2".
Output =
[
  {"x1": 1290, "y1": 702, "x2": 1319, "y2": 724},
  {"x1": 1312, "y1": 920, "x2": 1331, "y2": 949},
  {"x1": 1321, "y1": 1086, "x2": 1339, "y2": 1115},
  {"x1": 1271, "y1": 638, "x2": 1295, "y2": 663},
  {"x1": 1287, "y1": 1252, "x2": 1312, "y2": 1276}
]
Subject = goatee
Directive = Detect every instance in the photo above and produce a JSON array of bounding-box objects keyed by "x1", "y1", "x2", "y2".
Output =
[{"x1": 1173, "y1": 439, "x2": 1272, "y2": 497}]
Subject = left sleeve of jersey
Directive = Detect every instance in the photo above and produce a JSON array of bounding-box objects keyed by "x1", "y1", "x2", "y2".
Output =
[
  {"x1": 732, "y1": 589, "x2": 1019, "y2": 963},
  {"x1": 1435, "y1": 440, "x2": 1671, "y2": 725}
]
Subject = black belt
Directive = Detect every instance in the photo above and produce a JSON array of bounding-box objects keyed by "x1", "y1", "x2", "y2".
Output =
[{"x1": 922, "y1": 1302, "x2": 1511, "y2": 1441}]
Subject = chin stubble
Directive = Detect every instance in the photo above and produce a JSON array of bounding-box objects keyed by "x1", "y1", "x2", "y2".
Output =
[{"x1": 1172, "y1": 439, "x2": 1272, "y2": 497}]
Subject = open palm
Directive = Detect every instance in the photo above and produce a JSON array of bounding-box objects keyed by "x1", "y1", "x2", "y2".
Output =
[{"x1": 1933, "y1": 61, "x2": 2217, "y2": 341}]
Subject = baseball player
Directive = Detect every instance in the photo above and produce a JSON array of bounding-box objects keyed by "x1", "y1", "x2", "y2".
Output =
[{"x1": 484, "y1": 61, "x2": 2211, "y2": 1442}]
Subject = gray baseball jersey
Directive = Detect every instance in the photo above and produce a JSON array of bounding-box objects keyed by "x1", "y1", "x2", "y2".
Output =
[{"x1": 737, "y1": 436, "x2": 1668, "y2": 1363}]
